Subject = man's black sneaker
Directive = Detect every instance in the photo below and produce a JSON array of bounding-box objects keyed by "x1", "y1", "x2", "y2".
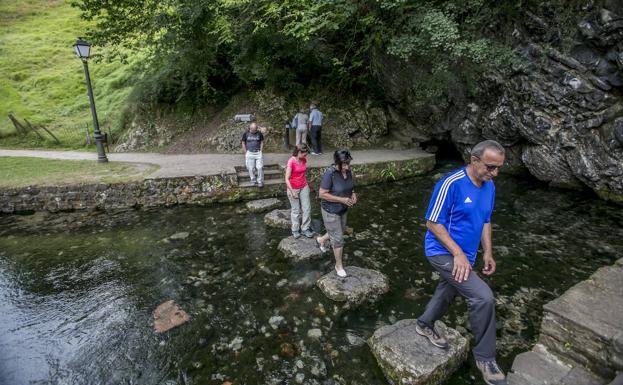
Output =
[
  {"x1": 476, "y1": 360, "x2": 507, "y2": 385},
  {"x1": 415, "y1": 320, "x2": 449, "y2": 349}
]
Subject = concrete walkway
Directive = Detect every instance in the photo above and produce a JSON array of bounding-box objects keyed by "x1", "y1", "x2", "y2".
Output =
[{"x1": 0, "y1": 149, "x2": 433, "y2": 178}]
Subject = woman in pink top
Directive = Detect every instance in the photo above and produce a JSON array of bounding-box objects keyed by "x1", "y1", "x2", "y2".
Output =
[{"x1": 285, "y1": 144, "x2": 314, "y2": 239}]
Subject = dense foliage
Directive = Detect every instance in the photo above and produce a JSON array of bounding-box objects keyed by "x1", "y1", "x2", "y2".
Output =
[{"x1": 73, "y1": 0, "x2": 532, "y2": 106}]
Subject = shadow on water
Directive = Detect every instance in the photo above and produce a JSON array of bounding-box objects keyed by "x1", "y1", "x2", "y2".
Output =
[{"x1": 0, "y1": 164, "x2": 622, "y2": 385}]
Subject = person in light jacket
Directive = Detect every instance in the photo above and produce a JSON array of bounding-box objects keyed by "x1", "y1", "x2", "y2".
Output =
[{"x1": 291, "y1": 108, "x2": 309, "y2": 146}]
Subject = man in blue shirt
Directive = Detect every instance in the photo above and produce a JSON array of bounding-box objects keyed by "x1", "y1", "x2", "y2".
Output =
[
  {"x1": 417, "y1": 140, "x2": 507, "y2": 385},
  {"x1": 308, "y1": 104, "x2": 324, "y2": 155}
]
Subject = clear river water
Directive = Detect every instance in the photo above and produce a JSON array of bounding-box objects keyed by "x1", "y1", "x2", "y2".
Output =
[{"x1": 1, "y1": 163, "x2": 621, "y2": 385}]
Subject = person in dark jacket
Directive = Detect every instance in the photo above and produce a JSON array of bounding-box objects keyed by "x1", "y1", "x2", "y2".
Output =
[{"x1": 316, "y1": 149, "x2": 356, "y2": 277}]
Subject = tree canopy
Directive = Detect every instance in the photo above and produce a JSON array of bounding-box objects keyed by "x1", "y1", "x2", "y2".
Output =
[{"x1": 73, "y1": 0, "x2": 531, "y2": 105}]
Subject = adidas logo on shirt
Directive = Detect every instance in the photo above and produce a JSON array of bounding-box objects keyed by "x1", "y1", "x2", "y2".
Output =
[{"x1": 464, "y1": 197, "x2": 472, "y2": 203}]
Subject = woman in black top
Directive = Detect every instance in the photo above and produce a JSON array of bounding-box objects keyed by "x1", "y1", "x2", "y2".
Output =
[{"x1": 316, "y1": 149, "x2": 357, "y2": 277}]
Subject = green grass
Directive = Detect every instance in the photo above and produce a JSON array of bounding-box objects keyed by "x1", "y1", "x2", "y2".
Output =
[
  {"x1": 0, "y1": 0, "x2": 139, "y2": 149},
  {"x1": 0, "y1": 157, "x2": 158, "y2": 187}
]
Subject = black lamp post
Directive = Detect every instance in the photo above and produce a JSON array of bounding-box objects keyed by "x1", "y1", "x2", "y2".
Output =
[{"x1": 73, "y1": 37, "x2": 108, "y2": 163}]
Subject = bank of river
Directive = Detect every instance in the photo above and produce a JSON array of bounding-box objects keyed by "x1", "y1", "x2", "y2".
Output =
[{"x1": 0, "y1": 164, "x2": 621, "y2": 385}]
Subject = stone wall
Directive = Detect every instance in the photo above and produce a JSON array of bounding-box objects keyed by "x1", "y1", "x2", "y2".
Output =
[{"x1": 0, "y1": 156, "x2": 435, "y2": 214}]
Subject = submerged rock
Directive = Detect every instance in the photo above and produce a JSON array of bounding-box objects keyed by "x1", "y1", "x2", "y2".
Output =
[
  {"x1": 278, "y1": 237, "x2": 324, "y2": 261},
  {"x1": 264, "y1": 209, "x2": 291, "y2": 229},
  {"x1": 169, "y1": 231, "x2": 190, "y2": 240},
  {"x1": 246, "y1": 198, "x2": 281, "y2": 213},
  {"x1": 368, "y1": 319, "x2": 469, "y2": 385},
  {"x1": 316, "y1": 266, "x2": 389, "y2": 306},
  {"x1": 153, "y1": 300, "x2": 190, "y2": 333},
  {"x1": 307, "y1": 328, "x2": 322, "y2": 339}
]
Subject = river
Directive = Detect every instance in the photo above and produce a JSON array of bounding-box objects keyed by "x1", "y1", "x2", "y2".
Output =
[{"x1": 1, "y1": 163, "x2": 621, "y2": 385}]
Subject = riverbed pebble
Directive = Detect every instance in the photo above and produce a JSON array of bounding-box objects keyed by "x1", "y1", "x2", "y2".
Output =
[
  {"x1": 269, "y1": 315, "x2": 285, "y2": 329},
  {"x1": 169, "y1": 231, "x2": 190, "y2": 240},
  {"x1": 307, "y1": 328, "x2": 322, "y2": 339}
]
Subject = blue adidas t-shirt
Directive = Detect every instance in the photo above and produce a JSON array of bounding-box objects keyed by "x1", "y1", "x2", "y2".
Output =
[{"x1": 424, "y1": 167, "x2": 496, "y2": 266}]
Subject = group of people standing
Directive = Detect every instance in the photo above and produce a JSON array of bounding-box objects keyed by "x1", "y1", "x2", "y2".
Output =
[
  {"x1": 290, "y1": 104, "x2": 323, "y2": 155},
  {"x1": 242, "y1": 118, "x2": 509, "y2": 384}
]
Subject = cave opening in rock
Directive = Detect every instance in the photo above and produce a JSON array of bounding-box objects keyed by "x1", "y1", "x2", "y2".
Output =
[{"x1": 422, "y1": 139, "x2": 463, "y2": 163}]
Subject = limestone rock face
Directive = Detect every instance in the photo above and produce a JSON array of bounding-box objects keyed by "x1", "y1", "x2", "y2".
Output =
[
  {"x1": 316, "y1": 266, "x2": 389, "y2": 306},
  {"x1": 368, "y1": 319, "x2": 469, "y2": 385},
  {"x1": 246, "y1": 198, "x2": 281, "y2": 213},
  {"x1": 377, "y1": 4, "x2": 623, "y2": 202},
  {"x1": 264, "y1": 209, "x2": 291, "y2": 229},
  {"x1": 278, "y1": 237, "x2": 323, "y2": 261}
]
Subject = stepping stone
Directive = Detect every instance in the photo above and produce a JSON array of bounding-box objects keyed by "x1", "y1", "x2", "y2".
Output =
[
  {"x1": 246, "y1": 198, "x2": 281, "y2": 213},
  {"x1": 368, "y1": 319, "x2": 468, "y2": 385},
  {"x1": 316, "y1": 266, "x2": 389, "y2": 306},
  {"x1": 507, "y1": 344, "x2": 604, "y2": 385},
  {"x1": 264, "y1": 209, "x2": 291, "y2": 229},
  {"x1": 153, "y1": 300, "x2": 190, "y2": 333},
  {"x1": 278, "y1": 236, "x2": 323, "y2": 261},
  {"x1": 539, "y1": 258, "x2": 623, "y2": 379}
]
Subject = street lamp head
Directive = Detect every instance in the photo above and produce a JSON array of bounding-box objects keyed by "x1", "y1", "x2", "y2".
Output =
[{"x1": 73, "y1": 37, "x2": 91, "y2": 60}]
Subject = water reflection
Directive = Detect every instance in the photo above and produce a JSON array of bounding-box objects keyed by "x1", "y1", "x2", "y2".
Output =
[{"x1": 0, "y1": 168, "x2": 621, "y2": 385}]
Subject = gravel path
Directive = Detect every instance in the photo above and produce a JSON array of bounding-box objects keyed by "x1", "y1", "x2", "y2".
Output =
[{"x1": 0, "y1": 149, "x2": 432, "y2": 178}]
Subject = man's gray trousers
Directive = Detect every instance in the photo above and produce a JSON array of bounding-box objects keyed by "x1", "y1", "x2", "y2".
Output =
[{"x1": 418, "y1": 253, "x2": 497, "y2": 362}]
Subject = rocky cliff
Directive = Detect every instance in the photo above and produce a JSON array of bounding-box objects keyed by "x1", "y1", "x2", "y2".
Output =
[{"x1": 380, "y1": 3, "x2": 623, "y2": 202}]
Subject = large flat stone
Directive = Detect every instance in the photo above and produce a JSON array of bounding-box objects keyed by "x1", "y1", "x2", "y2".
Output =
[
  {"x1": 540, "y1": 261, "x2": 623, "y2": 378},
  {"x1": 316, "y1": 266, "x2": 389, "y2": 306},
  {"x1": 368, "y1": 319, "x2": 469, "y2": 385},
  {"x1": 508, "y1": 344, "x2": 604, "y2": 385},
  {"x1": 264, "y1": 208, "x2": 291, "y2": 229},
  {"x1": 246, "y1": 198, "x2": 281, "y2": 213},
  {"x1": 278, "y1": 236, "x2": 323, "y2": 261}
]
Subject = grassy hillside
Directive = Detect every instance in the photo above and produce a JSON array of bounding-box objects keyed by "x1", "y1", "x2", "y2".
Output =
[{"x1": 0, "y1": 0, "x2": 138, "y2": 149}]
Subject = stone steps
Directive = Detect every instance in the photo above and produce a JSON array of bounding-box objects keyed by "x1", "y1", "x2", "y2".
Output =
[
  {"x1": 238, "y1": 179, "x2": 284, "y2": 188},
  {"x1": 508, "y1": 258, "x2": 623, "y2": 385},
  {"x1": 538, "y1": 259, "x2": 623, "y2": 379},
  {"x1": 235, "y1": 164, "x2": 285, "y2": 187},
  {"x1": 508, "y1": 344, "x2": 605, "y2": 385}
]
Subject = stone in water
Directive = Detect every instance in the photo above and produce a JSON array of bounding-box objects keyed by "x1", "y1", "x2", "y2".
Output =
[
  {"x1": 368, "y1": 319, "x2": 469, "y2": 385},
  {"x1": 246, "y1": 198, "x2": 281, "y2": 213},
  {"x1": 153, "y1": 300, "x2": 190, "y2": 333},
  {"x1": 170, "y1": 232, "x2": 189, "y2": 240},
  {"x1": 264, "y1": 209, "x2": 291, "y2": 229},
  {"x1": 316, "y1": 266, "x2": 389, "y2": 306},
  {"x1": 278, "y1": 237, "x2": 323, "y2": 261}
]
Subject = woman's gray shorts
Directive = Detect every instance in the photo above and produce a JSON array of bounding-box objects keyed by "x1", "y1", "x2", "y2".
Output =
[{"x1": 321, "y1": 208, "x2": 347, "y2": 248}]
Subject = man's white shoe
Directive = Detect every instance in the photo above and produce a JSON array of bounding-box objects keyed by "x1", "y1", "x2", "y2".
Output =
[{"x1": 335, "y1": 267, "x2": 347, "y2": 277}]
